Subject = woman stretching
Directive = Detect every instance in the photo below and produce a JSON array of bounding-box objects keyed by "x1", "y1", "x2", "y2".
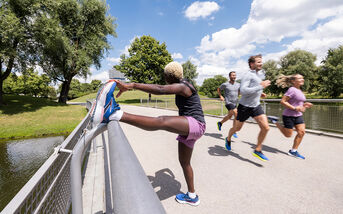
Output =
[
  {"x1": 268, "y1": 74, "x2": 312, "y2": 159},
  {"x1": 92, "y1": 62, "x2": 206, "y2": 206}
]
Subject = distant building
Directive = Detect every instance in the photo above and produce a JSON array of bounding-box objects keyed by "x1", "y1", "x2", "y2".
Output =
[{"x1": 109, "y1": 68, "x2": 128, "y2": 82}]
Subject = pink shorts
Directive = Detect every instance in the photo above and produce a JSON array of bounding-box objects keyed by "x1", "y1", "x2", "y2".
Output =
[{"x1": 176, "y1": 116, "x2": 206, "y2": 149}]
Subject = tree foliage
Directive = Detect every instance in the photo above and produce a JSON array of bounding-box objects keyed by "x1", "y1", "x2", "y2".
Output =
[
  {"x1": 263, "y1": 60, "x2": 285, "y2": 96},
  {"x1": 114, "y1": 35, "x2": 173, "y2": 85},
  {"x1": 0, "y1": 0, "x2": 41, "y2": 105},
  {"x1": 58, "y1": 79, "x2": 103, "y2": 100},
  {"x1": 3, "y1": 69, "x2": 53, "y2": 98},
  {"x1": 279, "y1": 50, "x2": 318, "y2": 92},
  {"x1": 182, "y1": 60, "x2": 198, "y2": 88},
  {"x1": 318, "y1": 45, "x2": 343, "y2": 98},
  {"x1": 35, "y1": 0, "x2": 117, "y2": 103},
  {"x1": 200, "y1": 75, "x2": 227, "y2": 98}
]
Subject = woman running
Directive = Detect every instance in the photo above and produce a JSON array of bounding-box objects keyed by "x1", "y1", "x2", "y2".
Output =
[
  {"x1": 92, "y1": 61, "x2": 205, "y2": 206},
  {"x1": 268, "y1": 74, "x2": 313, "y2": 159}
]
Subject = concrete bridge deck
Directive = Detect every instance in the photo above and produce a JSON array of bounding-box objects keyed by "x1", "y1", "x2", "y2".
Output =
[{"x1": 83, "y1": 105, "x2": 343, "y2": 214}]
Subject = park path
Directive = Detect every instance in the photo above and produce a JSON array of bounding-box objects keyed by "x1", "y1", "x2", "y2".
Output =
[{"x1": 85, "y1": 105, "x2": 343, "y2": 214}]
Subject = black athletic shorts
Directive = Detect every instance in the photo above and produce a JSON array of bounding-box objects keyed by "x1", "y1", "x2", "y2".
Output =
[
  {"x1": 225, "y1": 103, "x2": 237, "y2": 111},
  {"x1": 236, "y1": 104, "x2": 264, "y2": 122},
  {"x1": 282, "y1": 115, "x2": 304, "y2": 129}
]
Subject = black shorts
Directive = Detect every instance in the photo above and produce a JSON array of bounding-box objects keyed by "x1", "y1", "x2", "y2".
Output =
[
  {"x1": 236, "y1": 104, "x2": 264, "y2": 122},
  {"x1": 282, "y1": 115, "x2": 304, "y2": 129},
  {"x1": 225, "y1": 103, "x2": 237, "y2": 111}
]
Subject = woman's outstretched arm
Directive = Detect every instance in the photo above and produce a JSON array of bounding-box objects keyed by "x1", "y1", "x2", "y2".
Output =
[{"x1": 114, "y1": 80, "x2": 192, "y2": 98}]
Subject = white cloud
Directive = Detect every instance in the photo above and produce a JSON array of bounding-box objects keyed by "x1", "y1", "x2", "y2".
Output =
[
  {"x1": 184, "y1": 1, "x2": 220, "y2": 20},
  {"x1": 172, "y1": 53, "x2": 183, "y2": 59},
  {"x1": 193, "y1": 0, "x2": 343, "y2": 85},
  {"x1": 34, "y1": 65, "x2": 43, "y2": 75},
  {"x1": 77, "y1": 70, "x2": 109, "y2": 83},
  {"x1": 106, "y1": 57, "x2": 121, "y2": 64}
]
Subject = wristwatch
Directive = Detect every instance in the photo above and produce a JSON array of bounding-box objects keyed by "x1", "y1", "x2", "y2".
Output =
[{"x1": 293, "y1": 106, "x2": 297, "y2": 111}]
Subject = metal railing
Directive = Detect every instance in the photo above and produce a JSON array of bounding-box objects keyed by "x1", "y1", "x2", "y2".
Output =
[
  {"x1": 3, "y1": 101, "x2": 165, "y2": 214},
  {"x1": 2, "y1": 105, "x2": 91, "y2": 214},
  {"x1": 140, "y1": 98, "x2": 343, "y2": 133}
]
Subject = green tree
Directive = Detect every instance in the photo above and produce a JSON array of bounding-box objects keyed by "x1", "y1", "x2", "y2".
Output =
[
  {"x1": 90, "y1": 79, "x2": 102, "y2": 91},
  {"x1": 0, "y1": 0, "x2": 40, "y2": 105},
  {"x1": 279, "y1": 50, "x2": 318, "y2": 92},
  {"x1": 3, "y1": 69, "x2": 52, "y2": 97},
  {"x1": 182, "y1": 60, "x2": 198, "y2": 88},
  {"x1": 263, "y1": 60, "x2": 285, "y2": 96},
  {"x1": 35, "y1": 0, "x2": 117, "y2": 103},
  {"x1": 114, "y1": 35, "x2": 172, "y2": 100},
  {"x1": 318, "y1": 45, "x2": 343, "y2": 98},
  {"x1": 200, "y1": 75, "x2": 227, "y2": 98}
]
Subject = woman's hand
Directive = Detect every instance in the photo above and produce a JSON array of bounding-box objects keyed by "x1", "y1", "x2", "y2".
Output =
[
  {"x1": 113, "y1": 80, "x2": 133, "y2": 98},
  {"x1": 303, "y1": 102, "x2": 313, "y2": 109},
  {"x1": 295, "y1": 106, "x2": 306, "y2": 112}
]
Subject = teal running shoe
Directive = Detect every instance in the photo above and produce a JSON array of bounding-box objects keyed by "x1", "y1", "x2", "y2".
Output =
[
  {"x1": 217, "y1": 122, "x2": 222, "y2": 131},
  {"x1": 175, "y1": 193, "x2": 200, "y2": 206},
  {"x1": 267, "y1": 116, "x2": 279, "y2": 124},
  {"x1": 91, "y1": 80, "x2": 120, "y2": 125},
  {"x1": 252, "y1": 150, "x2": 269, "y2": 161},
  {"x1": 288, "y1": 150, "x2": 305, "y2": 159},
  {"x1": 225, "y1": 138, "x2": 231, "y2": 151}
]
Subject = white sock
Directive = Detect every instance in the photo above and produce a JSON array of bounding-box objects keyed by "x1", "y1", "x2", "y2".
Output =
[
  {"x1": 291, "y1": 149, "x2": 297, "y2": 152},
  {"x1": 187, "y1": 192, "x2": 196, "y2": 199},
  {"x1": 109, "y1": 110, "x2": 123, "y2": 121}
]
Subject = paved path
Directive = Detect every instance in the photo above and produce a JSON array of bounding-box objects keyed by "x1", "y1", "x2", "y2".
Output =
[{"x1": 86, "y1": 105, "x2": 343, "y2": 214}]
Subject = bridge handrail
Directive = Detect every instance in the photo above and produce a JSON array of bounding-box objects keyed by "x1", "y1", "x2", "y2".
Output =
[
  {"x1": 2, "y1": 101, "x2": 92, "y2": 214},
  {"x1": 3, "y1": 100, "x2": 165, "y2": 214}
]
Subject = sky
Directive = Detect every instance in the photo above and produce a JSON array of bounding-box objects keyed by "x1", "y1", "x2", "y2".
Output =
[{"x1": 83, "y1": 0, "x2": 343, "y2": 85}]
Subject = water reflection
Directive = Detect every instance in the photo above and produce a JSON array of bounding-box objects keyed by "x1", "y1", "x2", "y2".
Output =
[
  {"x1": 265, "y1": 103, "x2": 343, "y2": 133},
  {"x1": 0, "y1": 136, "x2": 64, "y2": 211}
]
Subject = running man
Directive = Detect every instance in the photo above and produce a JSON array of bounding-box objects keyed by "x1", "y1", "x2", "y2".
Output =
[
  {"x1": 267, "y1": 74, "x2": 313, "y2": 159},
  {"x1": 217, "y1": 71, "x2": 240, "y2": 139},
  {"x1": 92, "y1": 62, "x2": 205, "y2": 206},
  {"x1": 225, "y1": 54, "x2": 271, "y2": 161}
]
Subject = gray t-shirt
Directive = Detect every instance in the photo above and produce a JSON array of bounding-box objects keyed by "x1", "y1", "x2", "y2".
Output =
[
  {"x1": 239, "y1": 70, "x2": 265, "y2": 107},
  {"x1": 219, "y1": 82, "x2": 240, "y2": 105}
]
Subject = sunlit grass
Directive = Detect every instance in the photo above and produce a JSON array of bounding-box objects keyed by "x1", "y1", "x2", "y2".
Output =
[{"x1": 0, "y1": 95, "x2": 87, "y2": 140}]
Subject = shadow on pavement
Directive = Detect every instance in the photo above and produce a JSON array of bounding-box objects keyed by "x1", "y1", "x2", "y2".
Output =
[
  {"x1": 241, "y1": 141, "x2": 288, "y2": 155},
  {"x1": 203, "y1": 132, "x2": 224, "y2": 140},
  {"x1": 148, "y1": 168, "x2": 182, "y2": 201},
  {"x1": 208, "y1": 145, "x2": 263, "y2": 167}
]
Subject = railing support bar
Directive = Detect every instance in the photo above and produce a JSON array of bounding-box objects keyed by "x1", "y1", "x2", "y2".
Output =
[{"x1": 70, "y1": 123, "x2": 107, "y2": 214}]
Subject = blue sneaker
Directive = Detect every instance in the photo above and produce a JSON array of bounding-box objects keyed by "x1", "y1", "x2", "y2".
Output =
[
  {"x1": 233, "y1": 133, "x2": 238, "y2": 138},
  {"x1": 217, "y1": 122, "x2": 222, "y2": 131},
  {"x1": 175, "y1": 193, "x2": 200, "y2": 206},
  {"x1": 225, "y1": 137, "x2": 231, "y2": 151},
  {"x1": 288, "y1": 150, "x2": 305, "y2": 159},
  {"x1": 267, "y1": 116, "x2": 279, "y2": 124},
  {"x1": 91, "y1": 81, "x2": 120, "y2": 125},
  {"x1": 252, "y1": 150, "x2": 269, "y2": 161}
]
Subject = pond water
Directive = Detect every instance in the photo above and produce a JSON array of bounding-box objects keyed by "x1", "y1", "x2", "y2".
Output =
[{"x1": 0, "y1": 136, "x2": 65, "y2": 211}]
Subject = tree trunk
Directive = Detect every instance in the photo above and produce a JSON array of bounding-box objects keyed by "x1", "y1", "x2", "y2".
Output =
[
  {"x1": 149, "y1": 93, "x2": 152, "y2": 101},
  {"x1": 58, "y1": 77, "x2": 72, "y2": 104},
  {"x1": 0, "y1": 79, "x2": 4, "y2": 106},
  {"x1": 0, "y1": 57, "x2": 15, "y2": 106}
]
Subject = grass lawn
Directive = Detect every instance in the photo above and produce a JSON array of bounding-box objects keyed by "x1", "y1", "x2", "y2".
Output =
[{"x1": 0, "y1": 95, "x2": 87, "y2": 141}]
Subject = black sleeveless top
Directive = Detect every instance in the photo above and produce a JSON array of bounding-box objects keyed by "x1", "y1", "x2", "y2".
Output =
[{"x1": 175, "y1": 79, "x2": 205, "y2": 124}]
